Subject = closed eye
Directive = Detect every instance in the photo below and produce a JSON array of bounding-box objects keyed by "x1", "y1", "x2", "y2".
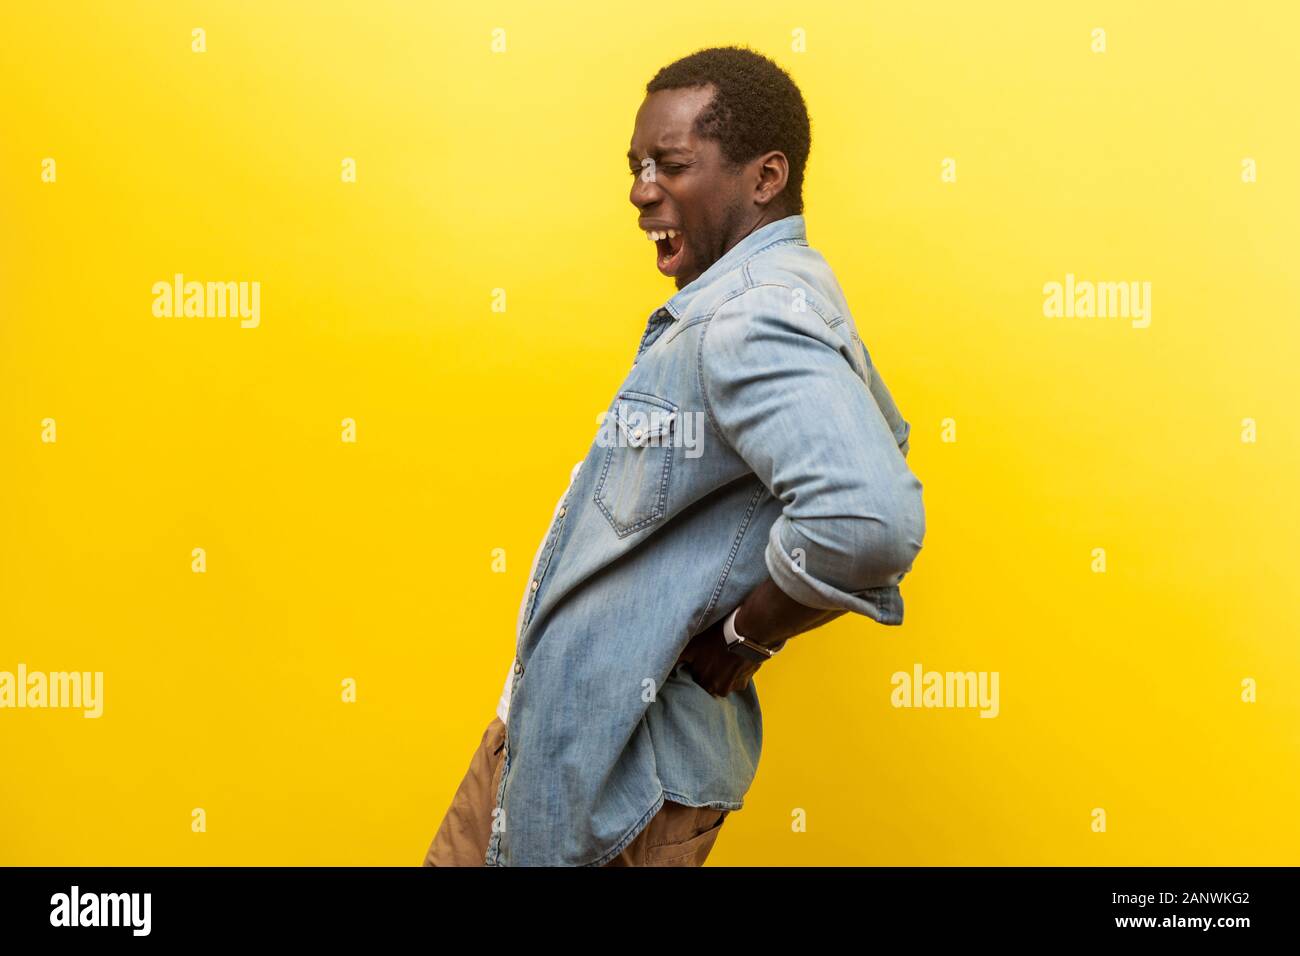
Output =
[{"x1": 629, "y1": 162, "x2": 688, "y2": 176}]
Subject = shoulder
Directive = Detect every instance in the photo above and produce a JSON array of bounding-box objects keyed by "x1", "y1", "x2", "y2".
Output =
[{"x1": 703, "y1": 244, "x2": 847, "y2": 342}]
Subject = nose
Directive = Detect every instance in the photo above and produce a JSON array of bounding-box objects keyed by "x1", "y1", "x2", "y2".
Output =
[{"x1": 629, "y1": 166, "x2": 662, "y2": 210}]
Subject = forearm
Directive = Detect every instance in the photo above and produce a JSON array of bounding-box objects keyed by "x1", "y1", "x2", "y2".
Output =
[{"x1": 732, "y1": 575, "x2": 845, "y2": 649}]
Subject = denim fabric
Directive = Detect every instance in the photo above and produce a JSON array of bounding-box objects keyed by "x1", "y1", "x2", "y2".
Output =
[{"x1": 486, "y1": 214, "x2": 925, "y2": 866}]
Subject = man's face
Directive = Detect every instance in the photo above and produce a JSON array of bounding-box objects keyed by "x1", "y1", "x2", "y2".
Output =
[{"x1": 628, "y1": 86, "x2": 753, "y2": 290}]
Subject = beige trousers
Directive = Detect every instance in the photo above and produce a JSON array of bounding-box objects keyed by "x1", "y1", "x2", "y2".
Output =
[{"x1": 423, "y1": 714, "x2": 729, "y2": 866}]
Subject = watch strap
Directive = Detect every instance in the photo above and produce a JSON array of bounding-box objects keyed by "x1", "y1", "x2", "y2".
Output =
[{"x1": 722, "y1": 607, "x2": 784, "y2": 659}]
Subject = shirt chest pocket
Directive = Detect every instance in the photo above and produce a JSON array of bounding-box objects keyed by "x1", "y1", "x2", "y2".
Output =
[{"x1": 594, "y1": 393, "x2": 677, "y2": 537}]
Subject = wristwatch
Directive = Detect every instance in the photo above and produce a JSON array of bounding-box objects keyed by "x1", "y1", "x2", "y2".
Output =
[{"x1": 721, "y1": 607, "x2": 786, "y2": 662}]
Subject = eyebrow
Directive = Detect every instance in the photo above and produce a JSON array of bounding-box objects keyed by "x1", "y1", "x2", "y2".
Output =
[{"x1": 626, "y1": 147, "x2": 688, "y2": 163}]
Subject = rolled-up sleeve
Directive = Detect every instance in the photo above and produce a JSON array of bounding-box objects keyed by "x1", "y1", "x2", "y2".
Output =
[{"x1": 698, "y1": 285, "x2": 926, "y2": 624}]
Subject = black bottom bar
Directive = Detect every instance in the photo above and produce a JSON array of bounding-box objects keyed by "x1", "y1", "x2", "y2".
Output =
[{"x1": 0, "y1": 866, "x2": 1290, "y2": 942}]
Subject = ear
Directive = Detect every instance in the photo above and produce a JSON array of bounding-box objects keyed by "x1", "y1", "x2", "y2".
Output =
[{"x1": 751, "y1": 150, "x2": 790, "y2": 208}]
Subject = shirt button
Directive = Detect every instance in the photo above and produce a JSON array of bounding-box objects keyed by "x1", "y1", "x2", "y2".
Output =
[
  {"x1": 558, "y1": 506, "x2": 566, "y2": 517},
  {"x1": 632, "y1": 428, "x2": 643, "y2": 440},
  {"x1": 514, "y1": 660, "x2": 523, "y2": 675},
  {"x1": 632, "y1": 363, "x2": 638, "y2": 369},
  {"x1": 530, "y1": 579, "x2": 540, "y2": 592}
]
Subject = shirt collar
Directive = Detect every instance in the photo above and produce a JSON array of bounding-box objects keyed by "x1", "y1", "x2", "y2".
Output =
[{"x1": 660, "y1": 214, "x2": 807, "y2": 321}]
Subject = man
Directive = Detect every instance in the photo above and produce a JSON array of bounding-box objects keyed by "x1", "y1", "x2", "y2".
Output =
[{"x1": 423, "y1": 45, "x2": 925, "y2": 867}]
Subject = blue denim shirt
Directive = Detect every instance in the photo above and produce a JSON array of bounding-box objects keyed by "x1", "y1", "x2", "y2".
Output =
[{"x1": 486, "y1": 214, "x2": 925, "y2": 866}]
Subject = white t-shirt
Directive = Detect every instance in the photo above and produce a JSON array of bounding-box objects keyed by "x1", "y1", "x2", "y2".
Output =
[
  {"x1": 495, "y1": 660, "x2": 516, "y2": 725},
  {"x1": 496, "y1": 459, "x2": 585, "y2": 725}
]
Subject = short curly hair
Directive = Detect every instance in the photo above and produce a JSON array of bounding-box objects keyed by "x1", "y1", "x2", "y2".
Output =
[{"x1": 646, "y1": 46, "x2": 811, "y2": 214}]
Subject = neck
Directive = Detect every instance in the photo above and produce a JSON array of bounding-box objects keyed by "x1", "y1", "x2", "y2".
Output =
[
  {"x1": 674, "y1": 208, "x2": 794, "y2": 291},
  {"x1": 723, "y1": 207, "x2": 787, "y2": 258}
]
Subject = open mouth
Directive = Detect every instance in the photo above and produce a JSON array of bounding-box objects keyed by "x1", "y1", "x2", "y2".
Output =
[{"x1": 645, "y1": 228, "x2": 686, "y2": 277}]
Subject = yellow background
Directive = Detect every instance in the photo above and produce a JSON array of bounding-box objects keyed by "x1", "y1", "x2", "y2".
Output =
[{"x1": 2, "y1": 1, "x2": 1297, "y2": 865}]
